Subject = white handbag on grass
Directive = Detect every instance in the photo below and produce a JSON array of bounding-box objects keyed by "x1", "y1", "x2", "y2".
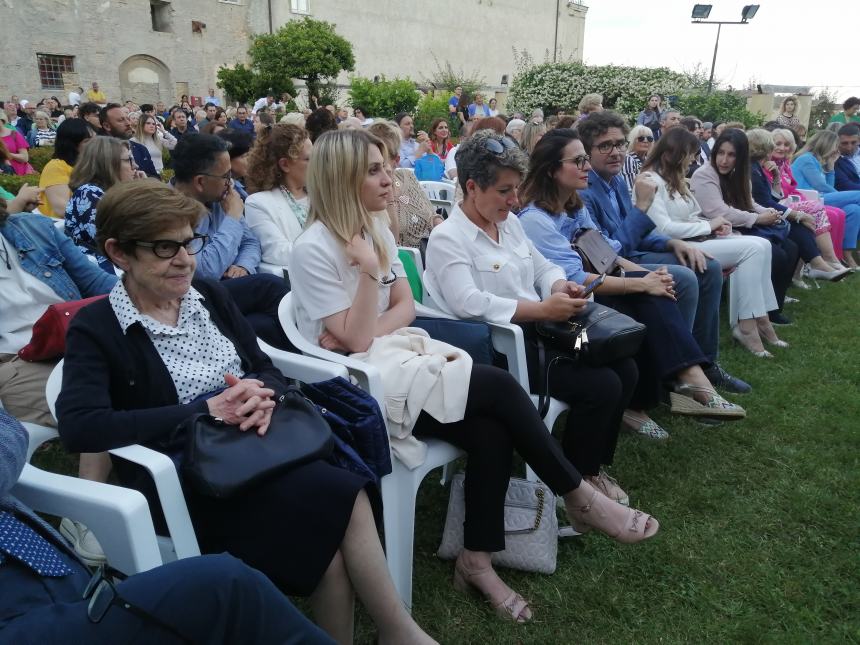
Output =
[{"x1": 437, "y1": 474, "x2": 558, "y2": 574}]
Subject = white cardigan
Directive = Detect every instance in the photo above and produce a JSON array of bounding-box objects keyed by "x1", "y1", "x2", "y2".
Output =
[
  {"x1": 244, "y1": 187, "x2": 306, "y2": 267},
  {"x1": 352, "y1": 328, "x2": 472, "y2": 470},
  {"x1": 643, "y1": 172, "x2": 713, "y2": 239}
]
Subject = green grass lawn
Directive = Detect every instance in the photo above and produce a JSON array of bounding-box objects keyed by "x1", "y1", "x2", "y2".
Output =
[{"x1": 33, "y1": 280, "x2": 860, "y2": 644}]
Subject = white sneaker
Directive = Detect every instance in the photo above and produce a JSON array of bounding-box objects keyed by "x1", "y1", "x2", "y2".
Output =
[{"x1": 59, "y1": 518, "x2": 107, "y2": 566}]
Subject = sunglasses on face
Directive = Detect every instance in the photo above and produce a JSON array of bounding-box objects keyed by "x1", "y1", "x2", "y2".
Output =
[
  {"x1": 130, "y1": 234, "x2": 209, "y2": 259},
  {"x1": 636, "y1": 136, "x2": 655, "y2": 143}
]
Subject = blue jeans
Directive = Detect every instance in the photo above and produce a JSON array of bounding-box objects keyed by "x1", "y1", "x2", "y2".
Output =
[
  {"x1": 637, "y1": 255, "x2": 723, "y2": 364},
  {"x1": 821, "y1": 191, "x2": 860, "y2": 250}
]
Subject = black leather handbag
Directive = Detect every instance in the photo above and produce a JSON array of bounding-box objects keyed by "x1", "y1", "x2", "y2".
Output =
[
  {"x1": 176, "y1": 386, "x2": 334, "y2": 499},
  {"x1": 534, "y1": 303, "x2": 646, "y2": 416}
]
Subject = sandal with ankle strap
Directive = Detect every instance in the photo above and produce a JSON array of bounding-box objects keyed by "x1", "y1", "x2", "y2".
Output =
[
  {"x1": 566, "y1": 489, "x2": 659, "y2": 544},
  {"x1": 669, "y1": 383, "x2": 746, "y2": 420},
  {"x1": 453, "y1": 561, "x2": 532, "y2": 623}
]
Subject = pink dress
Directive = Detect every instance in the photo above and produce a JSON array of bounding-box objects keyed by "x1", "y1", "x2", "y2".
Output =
[
  {"x1": 1, "y1": 129, "x2": 32, "y2": 176},
  {"x1": 772, "y1": 158, "x2": 846, "y2": 258}
]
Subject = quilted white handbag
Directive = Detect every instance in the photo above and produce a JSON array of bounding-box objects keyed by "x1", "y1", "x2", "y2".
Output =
[{"x1": 437, "y1": 474, "x2": 558, "y2": 574}]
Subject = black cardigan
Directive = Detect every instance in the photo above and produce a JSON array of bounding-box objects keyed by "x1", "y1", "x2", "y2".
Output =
[{"x1": 57, "y1": 278, "x2": 287, "y2": 454}]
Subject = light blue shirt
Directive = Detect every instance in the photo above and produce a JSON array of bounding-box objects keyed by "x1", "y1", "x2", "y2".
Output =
[
  {"x1": 399, "y1": 138, "x2": 420, "y2": 168},
  {"x1": 518, "y1": 203, "x2": 621, "y2": 284},
  {"x1": 193, "y1": 201, "x2": 261, "y2": 280},
  {"x1": 791, "y1": 152, "x2": 836, "y2": 194}
]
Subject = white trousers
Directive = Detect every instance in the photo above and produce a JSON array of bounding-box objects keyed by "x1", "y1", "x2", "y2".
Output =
[{"x1": 692, "y1": 235, "x2": 778, "y2": 324}]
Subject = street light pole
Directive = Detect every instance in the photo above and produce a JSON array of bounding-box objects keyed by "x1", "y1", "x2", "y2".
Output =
[
  {"x1": 707, "y1": 23, "x2": 721, "y2": 94},
  {"x1": 692, "y1": 4, "x2": 759, "y2": 94}
]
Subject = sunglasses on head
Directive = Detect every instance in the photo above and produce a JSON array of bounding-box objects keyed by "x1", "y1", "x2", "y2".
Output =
[
  {"x1": 636, "y1": 136, "x2": 655, "y2": 143},
  {"x1": 482, "y1": 136, "x2": 519, "y2": 155}
]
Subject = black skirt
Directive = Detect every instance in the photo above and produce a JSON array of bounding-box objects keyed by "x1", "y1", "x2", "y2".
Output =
[{"x1": 184, "y1": 459, "x2": 373, "y2": 596}]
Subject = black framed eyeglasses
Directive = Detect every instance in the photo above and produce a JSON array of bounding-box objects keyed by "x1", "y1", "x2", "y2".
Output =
[
  {"x1": 482, "y1": 136, "x2": 519, "y2": 155},
  {"x1": 636, "y1": 136, "x2": 655, "y2": 143},
  {"x1": 198, "y1": 170, "x2": 232, "y2": 183},
  {"x1": 559, "y1": 154, "x2": 591, "y2": 169},
  {"x1": 84, "y1": 566, "x2": 192, "y2": 642},
  {"x1": 131, "y1": 234, "x2": 209, "y2": 258},
  {"x1": 594, "y1": 139, "x2": 629, "y2": 154}
]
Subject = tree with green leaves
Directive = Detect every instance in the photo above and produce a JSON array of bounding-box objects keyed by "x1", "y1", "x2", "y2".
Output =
[
  {"x1": 349, "y1": 77, "x2": 419, "y2": 119},
  {"x1": 249, "y1": 17, "x2": 354, "y2": 108}
]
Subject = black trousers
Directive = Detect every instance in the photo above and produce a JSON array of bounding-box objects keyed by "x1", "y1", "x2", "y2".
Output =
[
  {"x1": 591, "y1": 289, "x2": 706, "y2": 410},
  {"x1": 788, "y1": 221, "x2": 822, "y2": 263},
  {"x1": 413, "y1": 364, "x2": 582, "y2": 553}
]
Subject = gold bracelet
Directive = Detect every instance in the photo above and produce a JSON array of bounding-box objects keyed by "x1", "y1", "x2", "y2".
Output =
[{"x1": 361, "y1": 271, "x2": 378, "y2": 283}]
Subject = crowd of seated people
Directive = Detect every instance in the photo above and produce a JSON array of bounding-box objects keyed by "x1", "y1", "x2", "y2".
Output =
[{"x1": 1, "y1": 82, "x2": 856, "y2": 642}]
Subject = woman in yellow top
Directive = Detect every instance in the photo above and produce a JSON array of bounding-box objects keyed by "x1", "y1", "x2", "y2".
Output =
[{"x1": 38, "y1": 118, "x2": 95, "y2": 218}]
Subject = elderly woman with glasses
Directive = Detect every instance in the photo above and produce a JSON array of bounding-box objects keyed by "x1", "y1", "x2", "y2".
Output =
[
  {"x1": 65, "y1": 136, "x2": 144, "y2": 272},
  {"x1": 622, "y1": 125, "x2": 654, "y2": 194},
  {"x1": 290, "y1": 129, "x2": 659, "y2": 625},
  {"x1": 56, "y1": 179, "x2": 438, "y2": 645}
]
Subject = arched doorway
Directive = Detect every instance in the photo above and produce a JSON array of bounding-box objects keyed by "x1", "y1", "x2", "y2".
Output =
[{"x1": 119, "y1": 55, "x2": 171, "y2": 105}]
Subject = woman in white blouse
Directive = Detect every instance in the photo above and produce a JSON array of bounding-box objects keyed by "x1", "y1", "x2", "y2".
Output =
[
  {"x1": 244, "y1": 124, "x2": 312, "y2": 268},
  {"x1": 290, "y1": 129, "x2": 659, "y2": 625},
  {"x1": 640, "y1": 128, "x2": 784, "y2": 357}
]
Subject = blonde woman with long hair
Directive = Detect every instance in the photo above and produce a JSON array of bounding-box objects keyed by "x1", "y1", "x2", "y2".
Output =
[
  {"x1": 131, "y1": 113, "x2": 177, "y2": 175},
  {"x1": 290, "y1": 129, "x2": 659, "y2": 626},
  {"x1": 792, "y1": 129, "x2": 860, "y2": 268}
]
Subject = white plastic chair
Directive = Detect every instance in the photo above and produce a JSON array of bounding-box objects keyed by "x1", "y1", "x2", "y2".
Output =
[
  {"x1": 14, "y1": 420, "x2": 165, "y2": 576},
  {"x1": 41, "y1": 342, "x2": 348, "y2": 567},
  {"x1": 277, "y1": 293, "x2": 464, "y2": 612},
  {"x1": 419, "y1": 180, "x2": 456, "y2": 219}
]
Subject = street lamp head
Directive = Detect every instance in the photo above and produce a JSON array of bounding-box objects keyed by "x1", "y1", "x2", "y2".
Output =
[
  {"x1": 741, "y1": 4, "x2": 760, "y2": 21},
  {"x1": 691, "y1": 4, "x2": 712, "y2": 19}
]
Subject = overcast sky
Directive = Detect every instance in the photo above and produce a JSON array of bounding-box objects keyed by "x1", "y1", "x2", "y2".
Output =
[{"x1": 581, "y1": 0, "x2": 858, "y2": 101}]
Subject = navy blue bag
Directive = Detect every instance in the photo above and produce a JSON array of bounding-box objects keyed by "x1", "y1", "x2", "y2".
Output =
[{"x1": 302, "y1": 377, "x2": 392, "y2": 483}]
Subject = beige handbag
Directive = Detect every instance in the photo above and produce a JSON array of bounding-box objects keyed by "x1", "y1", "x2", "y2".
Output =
[{"x1": 437, "y1": 474, "x2": 558, "y2": 574}]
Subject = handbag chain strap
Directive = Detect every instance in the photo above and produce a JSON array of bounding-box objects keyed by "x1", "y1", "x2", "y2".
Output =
[{"x1": 505, "y1": 487, "x2": 546, "y2": 535}]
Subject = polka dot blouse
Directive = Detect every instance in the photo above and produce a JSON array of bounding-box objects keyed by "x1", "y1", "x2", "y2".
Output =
[{"x1": 109, "y1": 281, "x2": 244, "y2": 404}]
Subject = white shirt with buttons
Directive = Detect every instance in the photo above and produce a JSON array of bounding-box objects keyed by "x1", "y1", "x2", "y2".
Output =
[
  {"x1": 424, "y1": 203, "x2": 566, "y2": 324},
  {"x1": 109, "y1": 281, "x2": 244, "y2": 404}
]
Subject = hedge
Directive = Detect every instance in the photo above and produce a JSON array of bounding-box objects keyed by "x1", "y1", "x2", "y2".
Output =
[
  {"x1": 27, "y1": 146, "x2": 54, "y2": 173},
  {"x1": 0, "y1": 173, "x2": 40, "y2": 194}
]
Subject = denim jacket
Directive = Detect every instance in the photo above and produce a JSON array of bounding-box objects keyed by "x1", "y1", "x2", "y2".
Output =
[{"x1": 0, "y1": 213, "x2": 117, "y2": 301}]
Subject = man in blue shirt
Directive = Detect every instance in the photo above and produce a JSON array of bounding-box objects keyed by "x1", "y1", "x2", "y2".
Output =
[
  {"x1": 448, "y1": 86, "x2": 462, "y2": 116},
  {"x1": 0, "y1": 408, "x2": 334, "y2": 644},
  {"x1": 577, "y1": 111, "x2": 749, "y2": 393},
  {"x1": 835, "y1": 124, "x2": 860, "y2": 191},
  {"x1": 468, "y1": 93, "x2": 491, "y2": 120},
  {"x1": 171, "y1": 134, "x2": 290, "y2": 349},
  {"x1": 228, "y1": 105, "x2": 255, "y2": 138}
]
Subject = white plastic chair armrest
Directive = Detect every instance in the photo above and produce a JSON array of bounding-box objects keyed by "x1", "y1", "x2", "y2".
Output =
[
  {"x1": 13, "y1": 464, "x2": 163, "y2": 575},
  {"x1": 108, "y1": 444, "x2": 201, "y2": 560},
  {"x1": 414, "y1": 304, "x2": 529, "y2": 388},
  {"x1": 20, "y1": 422, "x2": 59, "y2": 461},
  {"x1": 258, "y1": 339, "x2": 348, "y2": 383},
  {"x1": 796, "y1": 188, "x2": 819, "y2": 202},
  {"x1": 278, "y1": 294, "x2": 385, "y2": 404}
]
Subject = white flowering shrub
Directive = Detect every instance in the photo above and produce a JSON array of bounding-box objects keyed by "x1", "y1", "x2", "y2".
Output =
[{"x1": 507, "y1": 61, "x2": 704, "y2": 123}]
